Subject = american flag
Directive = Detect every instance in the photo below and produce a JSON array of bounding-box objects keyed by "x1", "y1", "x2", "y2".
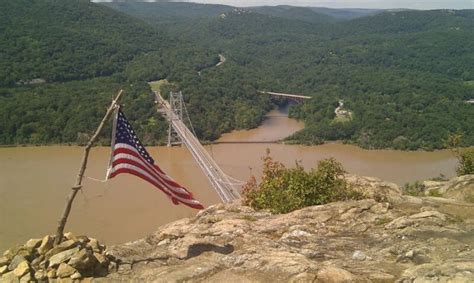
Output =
[{"x1": 106, "y1": 108, "x2": 204, "y2": 210}]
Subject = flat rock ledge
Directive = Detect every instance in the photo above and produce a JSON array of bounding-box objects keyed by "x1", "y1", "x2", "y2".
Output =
[
  {"x1": 103, "y1": 175, "x2": 474, "y2": 282},
  {"x1": 1, "y1": 175, "x2": 473, "y2": 282}
]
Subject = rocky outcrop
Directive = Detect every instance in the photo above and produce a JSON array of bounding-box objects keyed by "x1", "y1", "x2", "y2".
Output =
[
  {"x1": 423, "y1": 174, "x2": 474, "y2": 202},
  {"x1": 104, "y1": 175, "x2": 473, "y2": 282},
  {"x1": 1, "y1": 175, "x2": 473, "y2": 282},
  {"x1": 0, "y1": 233, "x2": 114, "y2": 282}
]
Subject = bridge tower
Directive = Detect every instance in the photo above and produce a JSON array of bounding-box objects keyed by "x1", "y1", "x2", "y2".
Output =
[{"x1": 167, "y1": 91, "x2": 184, "y2": 147}]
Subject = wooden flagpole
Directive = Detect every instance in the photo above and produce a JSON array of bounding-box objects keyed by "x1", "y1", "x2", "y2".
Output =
[{"x1": 54, "y1": 89, "x2": 124, "y2": 246}]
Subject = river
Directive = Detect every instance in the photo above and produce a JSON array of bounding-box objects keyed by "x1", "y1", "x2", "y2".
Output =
[{"x1": 0, "y1": 105, "x2": 457, "y2": 251}]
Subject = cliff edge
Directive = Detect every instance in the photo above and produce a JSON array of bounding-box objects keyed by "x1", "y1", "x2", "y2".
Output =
[
  {"x1": 1, "y1": 175, "x2": 473, "y2": 282},
  {"x1": 105, "y1": 175, "x2": 474, "y2": 282}
]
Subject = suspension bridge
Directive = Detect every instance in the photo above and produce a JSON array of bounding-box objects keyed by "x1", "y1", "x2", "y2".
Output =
[
  {"x1": 154, "y1": 91, "x2": 242, "y2": 203},
  {"x1": 258, "y1": 91, "x2": 311, "y2": 102}
]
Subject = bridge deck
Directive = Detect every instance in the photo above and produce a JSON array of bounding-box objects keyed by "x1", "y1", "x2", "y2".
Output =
[
  {"x1": 258, "y1": 91, "x2": 311, "y2": 99},
  {"x1": 155, "y1": 92, "x2": 241, "y2": 203}
]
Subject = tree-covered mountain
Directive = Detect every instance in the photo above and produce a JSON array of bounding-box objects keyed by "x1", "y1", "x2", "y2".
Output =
[
  {"x1": 0, "y1": 0, "x2": 270, "y2": 145},
  {"x1": 1, "y1": 1, "x2": 473, "y2": 150},
  {"x1": 109, "y1": 4, "x2": 474, "y2": 150},
  {"x1": 248, "y1": 6, "x2": 336, "y2": 24},
  {"x1": 0, "y1": 0, "x2": 175, "y2": 86},
  {"x1": 105, "y1": 1, "x2": 234, "y2": 24}
]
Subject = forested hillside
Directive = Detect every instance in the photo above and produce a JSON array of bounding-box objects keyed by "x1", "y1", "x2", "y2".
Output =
[
  {"x1": 109, "y1": 4, "x2": 474, "y2": 150},
  {"x1": 1, "y1": 1, "x2": 473, "y2": 150},
  {"x1": 0, "y1": 0, "x2": 171, "y2": 86},
  {"x1": 0, "y1": 0, "x2": 270, "y2": 145}
]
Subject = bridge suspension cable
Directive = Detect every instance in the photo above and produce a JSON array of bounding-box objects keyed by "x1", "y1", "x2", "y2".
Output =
[{"x1": 155, "y1": 91, "x2": 241, "y2": 203}]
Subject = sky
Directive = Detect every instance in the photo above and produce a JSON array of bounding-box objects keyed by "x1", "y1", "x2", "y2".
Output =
[{"x1": 94, "y1": 0, "x2": 474, "y2": 10}]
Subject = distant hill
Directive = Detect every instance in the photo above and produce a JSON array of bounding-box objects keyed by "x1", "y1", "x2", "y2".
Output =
[
  {"x1": 1, "y1": 1, "x2": 473, "y2": 149},
  {"x1": 309, "y1": 7, "x2": 382, "y2": 20},
  {"x1": 104, "y1": 1, "x2": 234, "y2": 24},
  {"x1": 0, "y1": 0, "x2": 169, "y2": 86},
  {"x1": 249, "y1": 6, "x2": 336, "y2": 24},
  {"x1": 103, "y1": 2, "x2": 379, "y2": 24}
]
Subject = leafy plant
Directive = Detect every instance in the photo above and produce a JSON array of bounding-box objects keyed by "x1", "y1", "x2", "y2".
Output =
[
  {"x1": 242, "y1": 151, "x2": 363, "y2": 214},
  {"x1": 445, "y1": 132, "x2": 474, "y2": 176},
  {"x1": 403, "y1": 181, "x2": 426, "y2": 196}
]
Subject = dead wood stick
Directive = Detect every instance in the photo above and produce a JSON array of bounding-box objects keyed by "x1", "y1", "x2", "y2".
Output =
[{"x1": 54, "y1": 89, "x2": 123, "y2": 246}]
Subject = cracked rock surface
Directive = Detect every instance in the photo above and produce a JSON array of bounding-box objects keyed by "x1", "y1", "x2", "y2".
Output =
[{"x1": 105, "y1": 175, "x2": 474, "y2": 282}]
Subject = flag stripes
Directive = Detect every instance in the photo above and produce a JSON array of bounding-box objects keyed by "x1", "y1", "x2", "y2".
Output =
[{"x1": 107, "y1": 108, "x2": 203, "y2": 210}]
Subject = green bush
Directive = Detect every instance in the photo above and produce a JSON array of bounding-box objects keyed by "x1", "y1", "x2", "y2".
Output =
[
  {"x1": 445, "y1": 133, "x2": 474, "y2": 176},
  {"x1": 242, "y1": 152, "x2": 363, "y2": 214},
  {"x1": 402, "y1": 181, "x2": 426, "y2": 196},
  {"x1": 456, "y1": 148, "x2": 474, "y2": 176}
]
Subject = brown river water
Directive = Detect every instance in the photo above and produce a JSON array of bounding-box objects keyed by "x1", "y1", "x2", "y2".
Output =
[{"x1": 0, "y1": 106, "x2": 456, "y2": 251}]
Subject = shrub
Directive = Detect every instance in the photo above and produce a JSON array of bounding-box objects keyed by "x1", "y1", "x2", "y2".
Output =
[
  {"x1": 445, "y1": 132, "x2": 474, "y2": 176},
  {"x1": 456, "y1": 149, "x2": 474, "y2": 176},
  {"x1": 403, "y1": 181, "x2": 426, "y2": 196},
  {"x1": 242, "y1": 152, "x2": 363, "y2": 214}
]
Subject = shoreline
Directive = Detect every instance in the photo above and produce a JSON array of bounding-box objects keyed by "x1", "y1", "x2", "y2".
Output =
[{"x1": 1, "y1": 141, "x2": 469, "y2": 153}]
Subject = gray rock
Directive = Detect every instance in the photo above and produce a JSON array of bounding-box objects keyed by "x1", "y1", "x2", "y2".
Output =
[
  {"x1": 1, "y1": 271, "x2": 18, "y2": 282},
  {"x1": 352, "y1": 250, "x2": 367, "y2": 261},
  {"x1": 3, "y1": 246, "x2": 21, "y2": 260},
  {"x1": 25, "y1": 238, "x2": 42, "y2": 250},
  {"x1": 34, "y1": 269, "x2": 47, "y2": 281},
  {"x1": 19, "y1": 271, "x2": 32, "y2": 283},
  {"x1": 30, "y1": 254, "x2": 44, "y2": 268},
  {"x1": 87, "y1": 238, "x2": 100, "y2": 252},
  {"x1": 45, "y1": 239, "x2": 78, "y2": 258},
  {"x1": 316, "y1": 267, "x2": 355, "y2": 282},
  {"x1": 37, "y1": 235, "x2": 54, "y2": 255},
  {"x1": 71, "y1": 271, "x2": 82, "y2": 280},
  {"x1": 0, "y1": 265, "x2": 8, "y2": 275},
  {"x1": 12, "y1": 261, "x2": 29, "y2": 278},
  {"x1": 68, "y1": 248, "x2": 99, "y2": 275},
  {"x1": 8, "y1": 255, "x2": 26, "y2": 271},
  {"x1": 405, "y1": 250, "x2": 415, "y2": 259},
  {"x1": 47, "y1": 268, "x2": 56, "y2": 279},
  {"x1": 64, "y1": 232, "x2": 77, "y2": 242},
  {"x1": 56, "y1": 263, "x2": 77, "y2": 278},
  {"x1": 48, "y1": 247, "x2": 80, "y2": 267}
]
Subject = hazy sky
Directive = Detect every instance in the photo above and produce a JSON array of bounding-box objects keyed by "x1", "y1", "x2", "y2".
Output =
[{"x1": 95, "y1": 0, "x2": 474, "y2": 9}]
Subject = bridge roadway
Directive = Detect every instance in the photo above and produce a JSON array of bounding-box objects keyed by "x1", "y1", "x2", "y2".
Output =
[
  {"x1": 257, "y1": 91, "x2": 311, "y2": 100},
  {"x1": 154, "y1": 92, "x2": 241, "y2": 203}
]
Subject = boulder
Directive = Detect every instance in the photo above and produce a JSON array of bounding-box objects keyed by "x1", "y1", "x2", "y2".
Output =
[
  {"x1": 30, "y1": 254, "x2": 45, "y2": 268},
  {"x1": 34, "y1": 269, "x2": 47, "y2": 281},
  {"x1": 13, "y1": 261, "x2": 29, "y2": 278},
  {"x1": 47, "y1": 268, "x2": 56, "y2": 279},
  {"x1": 45, "y1": 239, "x2": 78, "y2": 258},
  {"x1": 64, "y1": 232, "x2": 77, "y2": 242},
  {"x1": 1, "y1": 271, "x2": 17, "y2": 282},
  {"x1": 71, "y1": 271, "x2": 82, "y2": 280},
  {"x1": 444, "y1": 174, "x2": 474, "y2": 202},
  {"x1": 38, "y1": 235, "x2": 54, "y2": 255},
  {"x1": 0, "y1": 265, "x2": 8, "y2": 275},
  {"x1": 68, "y1": 248, "x2": 99, "y2": 275},
  {"x1": 87, "y1": 238, "x2": 100, "y2": 252},
  {"x1": 316, "y1": 267, "x2": 355, "y2": 283},
  {"x1": 8, "y1": 255, "x2": 26, "y2": 271},
  {"x1": 352, "y1": 250, "x2": 367, "y2": 261},
  {"x1": 48, "y1": 247, "x2": 80, "y2": 267},
  {"x1": 19, "y1": 272, "x2": 32, "y2": 283},
  {"x1": 25, "y1": 238, "x2": 42, "y2": 250},
  {"x1": 3, "y1": 245, "x2": 22, "y2": 260},
  {"x1": 56, "y1": 263, "x2": 77, "y2": 278}
]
